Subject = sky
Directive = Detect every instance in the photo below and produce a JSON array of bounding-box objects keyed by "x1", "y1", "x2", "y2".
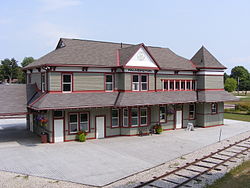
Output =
[{"x1": 0, "y1": 0, "x2": 250, "y2": 74}]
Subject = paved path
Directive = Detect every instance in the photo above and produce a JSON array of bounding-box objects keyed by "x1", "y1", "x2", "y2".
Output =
[{"x1": 0, "y1": 119, "x2": 249, "y2": 186}]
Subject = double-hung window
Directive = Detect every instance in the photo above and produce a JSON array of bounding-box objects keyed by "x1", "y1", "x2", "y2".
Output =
[
  {"x1": 62, "y1": 74, "x2": 72, "y2": 92},
  {"x1": 140, "y1": 108, "x2": 147, "y2": 126},
  {"x1": 105, "y1": 74, "x2": 113, "y2": 91},
  {"x1": 160, "y1": 106, "x2": 167, "y2": 123},
  {"x1": 131, "y1": 108, "x2": 138, "y2": 126},
  {"x1": 41, "y1": 73, "x2": 46, "y2": 92},
  {"x1": 132, "y1": 75, "x2": 139, "y2": 91},
  {"x1": 175, "y1": 81, "x2": 180, "y2": 90},
  {"x1": 111, "y1": 109, "x2": 119, "y2": 127},
  {"x1": 80, "y1": 113, "x2": 89, "y2": 132},
  {"x1": 189, "y1": 104, "x2": 195, "y2": 119},
  {"x1": 69, "y1": 114, "x2": 78, "y2": 134},
  {"x1": 123, "y1": 108, "x2": 129, "y2": 127},
  {"x1": 187, "y1": 81, "x2": 191, "y2": 90},
  {"x1": 211, "y1": 103, "x2": 217, "y2": 114},
  {"x1": 141, "y1": 75, "x2": 148, "y2": 91},
  {"x1": 170, "y1": 80, "x2": 174, "y2": 90},
  {"x1": 181, "y1": 81, "x2": 185, "y2": 90}
]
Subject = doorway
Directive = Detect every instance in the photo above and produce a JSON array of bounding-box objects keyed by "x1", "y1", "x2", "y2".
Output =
[{"x1": 96, "y1": 116, "x2": 105, "y2": 139}]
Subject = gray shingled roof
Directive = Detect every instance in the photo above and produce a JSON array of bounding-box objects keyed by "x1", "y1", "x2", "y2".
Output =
[
  {"x1": 197, "y1": 90, "x2": 238, "y2": 102},
  {"x1": 191, "y1": 46, "x2": 226, "y2": 69},
  {"x1": 0, "y1": 84, "x2": 27, "y2": 115},
  {"x1": 29, "y1": 91, "x2": 197, "y2": 110},
  {"x1": 115, "y1": 91, "x2": 197, "y2": 107},
  {"x1": 29, "y1": 92, "x2": 119, "y2": 110},
  {"x1": 118, "y1": 44, "x2": 142, "y2": 66},
  {"x1": 24, "y1": 38, "x2": 196, "y2": 71}
]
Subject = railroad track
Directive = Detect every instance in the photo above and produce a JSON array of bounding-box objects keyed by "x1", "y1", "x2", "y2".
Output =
[{"x1": 134, "y1": 136, "x2": 250, "y2": 188}]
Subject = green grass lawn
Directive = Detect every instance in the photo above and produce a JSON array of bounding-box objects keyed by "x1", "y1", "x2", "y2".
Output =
[
  {"x1": 224, "y1": 113, "x2": 250, "y2": 122},
  {"x1": 207, "y1": 160, "x2": 250, "y2": 188}
]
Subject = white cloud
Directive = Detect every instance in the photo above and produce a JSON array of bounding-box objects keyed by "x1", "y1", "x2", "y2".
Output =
[
  {"x1": 33, "y1": 21, "x2": 81, "y2": 47},
  {"x1": 39, "y1": 0, "x2": 81, "y2": 12}
]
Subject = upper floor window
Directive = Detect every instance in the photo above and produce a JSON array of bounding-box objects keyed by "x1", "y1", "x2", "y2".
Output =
[
  {"x1": 62, "y1": 74, "x2": 72, "y2": 92},
  {"x1": 41, "y1": 73, "x2": 45, "y2": 92},
  {"x1": 189, "y1": 104, "x2": 195, "y2": 119},
  {"x1": 162, "y1": 80, "x2": 196, "y2": 91},
  {"x1": 132, "y1": 74, "x2": 148, "y2": 91},
  {"x1": 211, "y1": 103, "x2": 218, "y2": 114},
  {"x1": 141, "y1": 75, "x2": 148, "y2": 91},
  {"x1": 132, "y1": 75, "x2": 139, "y2": 91},
  {"x1": 105, "y1": 74, "x2": 113, "y2": 91},
  {"x1": 111, "y1": 109, "x2": 119, "y2": 128}
]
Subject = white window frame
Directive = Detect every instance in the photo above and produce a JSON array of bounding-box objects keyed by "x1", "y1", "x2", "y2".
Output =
[
  {"x1": 62, "y1": 74, "x2": 72, "y2": 93},
  {"x1": 140, "y1": 107, "x2": 147, "y2": 126},
  {"x1": 105, "y1": 74, "x2": 113, "y2": 91},
  {"x1": 80, "y1": 113, "x2": 89, "y2": 132},
  {"x1": 141, "y1": 75, "x2": 148, "y2": 91},
  {"x1": 131, "y1": 108, "x2": 139, "y2": 127},
  {"x1": 123, "y1": 108, "x2": 129, "y2": 127},
  {"x1": 69, "y1": 113, "x2": 78, "y2": 134},
  {"x1": 132, "y1": 75, "x2": 139, "y2": 91},
  {"x1": 111, "y1": 109, "x2": 119, "y2": 128}
]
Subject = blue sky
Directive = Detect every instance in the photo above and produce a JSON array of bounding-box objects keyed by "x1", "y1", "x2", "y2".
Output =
[{"x1": 0, "y1": 0, "x2": 250, "y2": 73}]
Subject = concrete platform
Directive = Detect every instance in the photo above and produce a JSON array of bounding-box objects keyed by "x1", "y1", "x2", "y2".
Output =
[{"x1": 0, "y1": 119, "x2": 249, "y2": 186}]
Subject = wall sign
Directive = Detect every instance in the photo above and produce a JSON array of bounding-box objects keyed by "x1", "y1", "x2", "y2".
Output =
[{"x1": 125, "y1": 68, "x2": 154, "y2": 73}]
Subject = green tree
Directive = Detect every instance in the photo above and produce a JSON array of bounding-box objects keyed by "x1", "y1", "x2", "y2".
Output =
[
  {"x1": 18, "y1": 57, "x2": 35, "y2": 83},
  {"x1": 21, "y1": 57, "x2": 34, "y2": 67},
  {"x1": 224, "y1": 78, "x2": 237, "y2": 92},
  {"x1": 0, "y1": 58, "x2": 19, "y2": 83},
  {"x1": 224, "y1": 73, "x2": 229, "y2": 84},
  {"x1": 239, "y1": 79, "x2": 250, "y2": 95},
  {"x1": 231, "y1": 66, "x2": 249, "y2": 81}
]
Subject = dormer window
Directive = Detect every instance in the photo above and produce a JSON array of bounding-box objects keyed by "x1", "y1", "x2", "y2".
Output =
[
  {"x1": 105, "y1": 74, "x2": 113, "y2": 91},
  {"x1": 62, "y1": 74, "x2": 72, "y2": 92}
]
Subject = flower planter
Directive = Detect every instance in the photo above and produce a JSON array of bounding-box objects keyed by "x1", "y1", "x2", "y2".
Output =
[{"x1": 41, "y1": 133, "x2": 48, "y2": 143}]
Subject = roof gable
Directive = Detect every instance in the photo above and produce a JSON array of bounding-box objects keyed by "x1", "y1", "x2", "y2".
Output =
[
  {"x1": 120, "y1": 44, "x2": 159, "y2": 69},
  {"x1": 191, "y1": 46, "x2": 226, "y2": 69}
]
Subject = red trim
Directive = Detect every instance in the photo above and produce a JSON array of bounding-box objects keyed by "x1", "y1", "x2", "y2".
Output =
[
  {"x1": 95, "y1": 115, "x2": 106, "y2": 139},
  {"x1": 203, "y1": 124, "x2": 224, "y2": 128},
  {"x1": 197, "y1": 89, "x2": 224, "y2": 91},
  {"x1": 28, "y1": 92, "x2": 47, "y2": 107},
  {"x1": 198, "y1": 67, "x2": 226, "y2": 69},
  {"x1": 196, "y1": 74, "x2": 224, "y2": 76},
  {"x1": 163, "y1": 128, "x2": 174, "y2": 131}
]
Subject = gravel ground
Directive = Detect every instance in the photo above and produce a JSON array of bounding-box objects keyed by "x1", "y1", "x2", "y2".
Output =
[{"x1": 0, "y1": 131, "x2": 249, "y2": 188}]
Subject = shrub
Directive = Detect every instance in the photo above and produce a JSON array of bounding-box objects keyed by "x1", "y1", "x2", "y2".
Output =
[
  {"x1": 154, "y1": 124, "x2": 163, "y2": 134},
  {"x1": 235, "y1": 104, "x2": 250, "y2": 111},
  {"x1": 77, "y1": 131, "x2": 87, "y2": 142}
]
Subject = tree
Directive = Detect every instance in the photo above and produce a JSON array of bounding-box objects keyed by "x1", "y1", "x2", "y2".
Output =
[
  {"x1": 18, "y1": 57, "x2": 35, "y2": 83},
  {"x1": 239, "y1": 79, "x2": 250, "y2": 95},
  {"x1": 231, "y1": 66, "x2": 249, "y2": 81},
  {"x1": 224, "y1": 78, "x2": 237, "y2": 92},
  {"x1": 0, "y1": 58, "x2": 19, "y2": 83},
  {"x1": 224, "y1": 73, "x2": 229, "y2": 84},
  {"x1": 21, "y1": 57, "x2": 34, "y2": 68}
]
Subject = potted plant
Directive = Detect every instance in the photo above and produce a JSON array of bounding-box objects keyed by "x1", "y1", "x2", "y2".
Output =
[
  {"x1": 37, "y1": 116, "x2": 48, "y2": 143},
  {"x1": 154, "y1": 124, "x2": 163, "y2": 134},
  {"x1": 77, "y1": 130, "x2": 87, "y2": 142}
]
